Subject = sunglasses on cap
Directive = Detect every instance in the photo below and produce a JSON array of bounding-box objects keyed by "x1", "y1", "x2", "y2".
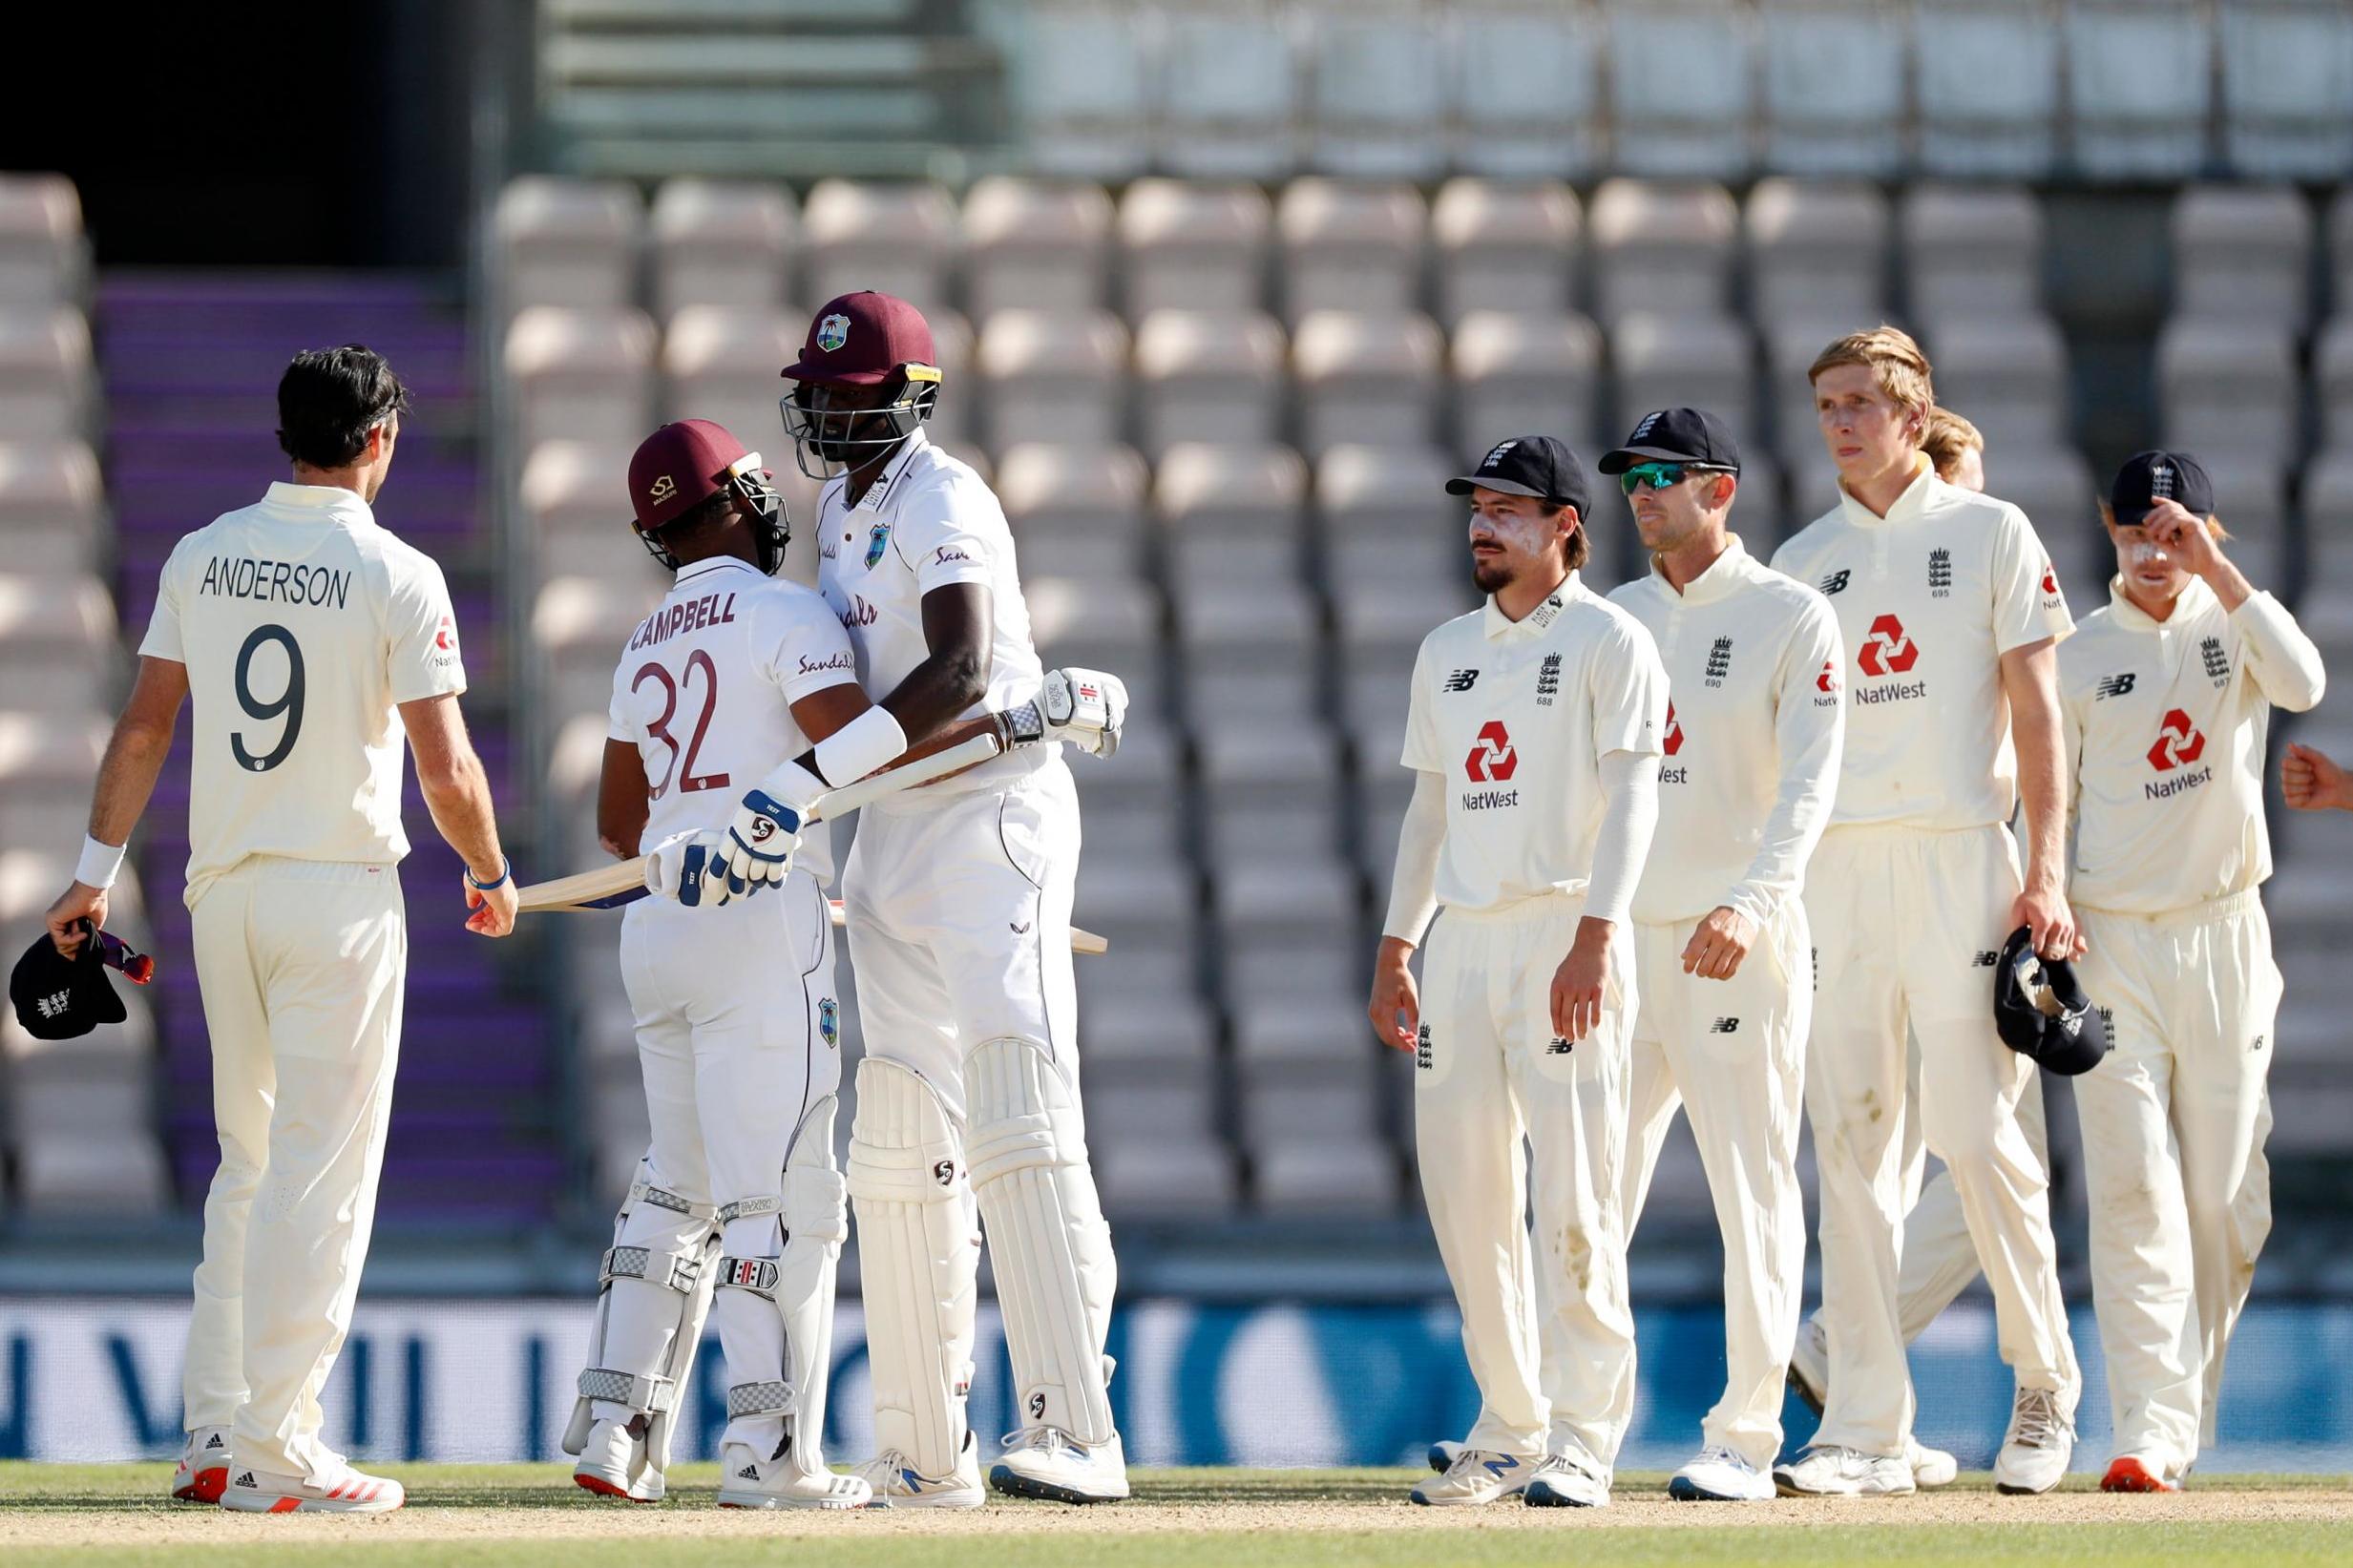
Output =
[{"x1": 1619, "y1": 462, "x2": 1734, "y2": 496}]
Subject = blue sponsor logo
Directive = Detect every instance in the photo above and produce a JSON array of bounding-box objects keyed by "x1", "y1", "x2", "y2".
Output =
[{"x1": 865, "y1": 523, "x2": 892, "y2": 569}]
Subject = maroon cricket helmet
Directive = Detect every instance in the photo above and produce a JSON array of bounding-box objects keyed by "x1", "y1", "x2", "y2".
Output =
[{"x1": 780, "y1": 291, "x2": 941, "y2": 387}]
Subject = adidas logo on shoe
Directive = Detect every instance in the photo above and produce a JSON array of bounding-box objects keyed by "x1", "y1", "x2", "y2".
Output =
[
  {"x1": 204, "y1": 1433, "x2": 225, "y2": 1450},
  {"x1": 234, "y1": 1473, "x2": 257, "y2": 1488},
  {"x1": 738, "y1": 1465, "x2": 760, "y2": 1481}
]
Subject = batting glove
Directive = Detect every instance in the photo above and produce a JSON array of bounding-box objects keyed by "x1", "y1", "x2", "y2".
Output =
[
  {"x1": 710, "y1": 788, "x2": 805, "y2": 896},
  {"x1": 642, "y1": 829, "x2": 732, "y2": 909},
  {"x1": 1039, "y1": 667, "x2": 1128, "y2": 758}
]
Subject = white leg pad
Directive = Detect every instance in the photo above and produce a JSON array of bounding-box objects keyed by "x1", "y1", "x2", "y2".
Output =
[
  {"x1": 564, "y1": 1161, "x2": 719, "y2": 1485},
  {"x1": 779, "y1": 1095, "x2": 850, "y2": 1481},
  {"x1": 966, "y1": 1035, "x2": 1119, "y2": 1447},
  {"x1": 846, "y1": 1057, "x2": 981, "y2": 1477}
]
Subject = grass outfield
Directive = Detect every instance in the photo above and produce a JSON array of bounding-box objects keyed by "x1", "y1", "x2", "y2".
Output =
[{"x1": 1, "y1": 1463, "x2": 2349, "y2": 1566}]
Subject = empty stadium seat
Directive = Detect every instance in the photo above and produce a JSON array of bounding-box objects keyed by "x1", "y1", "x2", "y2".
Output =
[
  {"x1": 519, "y1": 439, "x2": 660, "y2": 590},
  {"x1": 1980, "y1": 443, "x2": 2101, "y2": 595},
  {"x1": 1756, "y1": 1, "x2": 1907, "y2": 177},
  {"x1": 2171, "y1": 184, "x2": 2316, "y2": 328},
  {"x1": 1276, "y1": 179, "x2": 1429, "y2": 322},
  {"x1": 1198, "y1": 723, "x2": 1351, "y2": 869},
  {"x1": 1117, "y1": 178, "x2": 1273, "y2": 317},
  {"x1": 1133, "y1": 309, "x2": 1289, "y2": 454},
  {"x1": 1605, "y1": 0, "x2": 1756, "y2": 177},
  {"x1": 648, "y1": 178, "x2": 795, "y2": 320},
  {"x1": 1156, "y1": 441, "x2": 1311, "y2": 600},
  {"x1": 973, "y1": 307, "x2": 1130, "y2": 449},
  {"x1": 1068, "y1": 726, "x2": 1190, "y2": 869},
  {"x1": 2068, "y1": 0, "x2": 2212, "y2": 178},
  {"x1": 1175, "y1": 577, "x2": 1322, "y2": 725},
  {"x1": 1587, "y1": 179, "x2": 1738, "y2": 323},
  {"x1": 1901, "y1": 184, "x2": 2045, "y2": 319},
  {"x1": 504, "y1": 305, "x2": 657, "y2": 454},
  {"x1": 0, "y1": 309, "x2": 91, "y2": 441},
  {"x1": 1450, "y1": 1, "x2": 1604, "y2": 178},
  {"x1": 1611, "y1": 312, "x2": 1757, "y2": 455},
  {"x1": 1922, "y1": 313, "x2": 2070, "y2": 452},
  {"x1": 961, "y1": 176, "x2": 1114, "y2": 321},
  {"x1": 1291, "y1": 309, "x2": 1444, "y2": 457},
  {"x1": 1766, "y1": 317, "x2": 1854, "y2": 470},
  {"x1": 0, "y1": 173, "x2": 84, "y2": 310},
  {"x1": 2196, "y1": 455, "x2": 2291, "y2": 591},
  {"x1": 2300, "y1": 447, "x2": 2353, "y2": 599},
  {"x1": 1431, "y1": 178, "x2": 1580, "y2": 326},
  {"x1": 1028, "y1": 574, "x2": 1167, "y2": 722},
  {"x1": 533, "y1": 575, "x2": 664, "y2": 727},
  {"x1": 0, "y1": 712, "x2": 102, "y2": 860},
  {"x1": 1088, "y1": 1063, "x2": 1239, "y2": 1218},
  {"x1": 1451, "y1": 310, "x2": 1604, "y2": 460},
  {"x1": 1915, "y1": 0, "x2": 2061, "y2": 178},
  {"x1": 2220, "y1": 0, "x2": 2353, "y2": 178},
  {"x1": 1314, "y1": 443, "x2": 1460, "y2": 595},
  {"x1": 1156, "y1": 1, "x2": 1298, "y2": 178},
  {"x1": 914, "y1": 309, "x2": 976, "y2": 448},
  {"x1": 660, "y1": 305, "x2": 820, "y2": 523},
  {"x1": 2320, "y1": 319, "x2": 2353, "y2": 455},
  {"x1": 2157, "y1": 317, "x2": 2302, "y2": 469},
  {"x1": 0, "y1": 574, "x2": 113, "y2": 717},
  {"x1": 995, "y1": 441, "x2": 1150, "y2": 586},
  {"x1": 1304, "y1": 0, "x2": 1448, "y2": 179},
  {"x1": 1014, "y1": 1, "x2": 1154, "y2": 178},
  {"x1": 1746, "y1": 179, "x2": 1889, "y2": 324},
  {"x1": 798, "y1": 179, "x2": 958, "y2": 318},
  {"x1": 494, "y1": 177, "x2": 643, "y2": 317},
  {"x1": 0, "y1": 440, "x2": 103, "y2": 577}
]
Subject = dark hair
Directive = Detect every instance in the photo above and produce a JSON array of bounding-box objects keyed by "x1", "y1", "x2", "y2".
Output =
[
  {"x1": 276, "y1": 345, "x2": 411, "y2": 469},
  {"x1": 1557, "y1": 500, "x2": 1589, "y2": 572}
]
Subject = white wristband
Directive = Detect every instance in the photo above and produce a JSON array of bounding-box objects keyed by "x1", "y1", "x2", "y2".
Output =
[
  {"x1": 76, "y1": 835, "x2": 127, "y2": 890},
  {"x1": 812, "y1": 704, "x2": 911, "y2": 787}
]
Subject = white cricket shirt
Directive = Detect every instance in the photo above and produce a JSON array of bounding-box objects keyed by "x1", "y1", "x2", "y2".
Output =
[
  {"x1": 814, "y1": 429, "x2": 1052, "y2": 799},
  {"x1": 2060, "y1": 574, "x2": 2323, "y2": 915},
  {"x1": 138, "y1": 482, "x2": 466, "y2": 908},
  {"x1": 1609, "y1": 536, "x2": 1847, "y2": 928},
  {"x1": 1401, "y1": 574, "x2": 1669, "y2": 914},
  {"x1": 608, "y1": 556, "x2": 862, "y2": 887},
  {"x1": 1771, "y1": 458, "x2": 2074, "y2": 831}
]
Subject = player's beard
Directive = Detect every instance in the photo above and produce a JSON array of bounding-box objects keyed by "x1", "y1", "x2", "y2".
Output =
[{"x1": 1471, "y1": 554, "x2": 1517, "y2": 595}]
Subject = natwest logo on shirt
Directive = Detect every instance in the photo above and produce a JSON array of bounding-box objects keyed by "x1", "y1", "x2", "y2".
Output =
[
  {"x1": 1662, "y1": 702, "x2": 1683, "y2": 757},
  {"x1": 2147, "y1": 708, "x2": 2206, "y2": 772},
  {"x1": 1817, "y1": 659, "x2": 1840, "y2": 695},
  {"x1": 1857, "y1": 613, "x2": 1918, "y2": 678},
  {"x1": 1464, "y1": 720, "x2": 1517, "y2": 782}
]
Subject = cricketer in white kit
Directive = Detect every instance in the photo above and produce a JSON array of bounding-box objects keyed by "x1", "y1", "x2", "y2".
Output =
[
  {"x1": 772, "y1": 291, "x2": 1130, "y2": 1506},
  {"x1": 1769, "y1": 328, "x2": 2083, "y2": 1497},
  {"x1": 562, "y1": 419, "x2": 874, "y2": 1511},
  {"x1": 2059, "y1": 451, "x2": 2322, "y2": 1493},
  {"x1": 1371, "y1": 435, "x2": 1667, "y2": 1511},
  {"x1": 44, "y1": 348, "x2": 517, "y2": 1514},
  {"x1": 1596, "y1": 408, "x2": 1845, "y2": 1505}
]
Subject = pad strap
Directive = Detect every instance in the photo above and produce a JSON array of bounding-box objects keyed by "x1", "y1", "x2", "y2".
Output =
[
  {"x1": 578, "y1": 1366, "x2": 678, "y2": 1414},
  {"x1": 601, "y1": 1244, "x2": 705, "y2": 1294},
  {"x1": 630, "y1": 1179, "x2": 716, "y2": 1220},
  {"x1": 726, "y1": 1380, "x2": 798, "y2": 1421},
  {"x1": 716, "y1": 1254, "x2": 781, "y2": 1301},
  {"x1": 716, "y1": 1195, "x2": 783, "y2": 1224}
]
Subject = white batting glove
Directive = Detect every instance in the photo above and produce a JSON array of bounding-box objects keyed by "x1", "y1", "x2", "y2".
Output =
[
  {"x1": 1039, "y1": 667, "x2": 1128, "y2": 758},
  {"x1": 641, "y1": 829, "x2": 733, "y2": 909},
  {"x1": 708, "y1": 785, "x2": 808, "y2": 897}
]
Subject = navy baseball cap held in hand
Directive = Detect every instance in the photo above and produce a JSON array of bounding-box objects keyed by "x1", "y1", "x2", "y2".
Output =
[
  {"x1": 1599, "y1": 407, "x2": 1743, "y2": 475},
  {"x1": 1992, "y1": 926, "x2": 2111, "y2": 1077},
  {"x1": 10, "y1": 922, "x2": 153, "y2": 1041},
  {"x1": 2110, "y1": 449, "x2": 2215, "y2": 529},
  {"x1": 1445, "y1": 435, "x2": 1593, "y2": 519}
]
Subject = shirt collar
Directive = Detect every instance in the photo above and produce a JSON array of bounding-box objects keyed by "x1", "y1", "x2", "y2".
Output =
[
  {"x1": 674, "y1": 554, "x2": 760, "y2": 587},
  {"x1": 1649, "y1": 533, "x2": 1751, "y2": 606},
  {"x1": 1835, "y1": 453, "x2": 1936, "y2": 529},
  {"x1": 263, "y1": 480, "x2": 374, "y2": 523},
  {"x1": 1483, "y1": 571, "x2": 1577, "y2": 639},
  {"x1": 2105, "y1": 570, "x2": 2215, "y2": 632},
  {"x1": 849, "y1": 429, "x2": 932, "y2": 515}
]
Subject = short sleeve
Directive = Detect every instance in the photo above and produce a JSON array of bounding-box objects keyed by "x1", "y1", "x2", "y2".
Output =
[
  {"x1": 385, "y1": 552, "x2": 466, "y2": 703},
  {"x1": 1589, "y1": 617, "x2": 1668, "y2": 758},
  {"x1": 895, "y1": 476, "x2": 999, "y2": 595},
  {"x1": 1991, "y1": 504, "x2": 2074, "y2": 655},
  {"x1": 754, "y1": 588, "x2": 865, "y2": 703},
  {"x1": 1401, "y1": 639, "x2": 1441, "y2": 771},
  {"x1": 606, "y1": 663, "x2": 640, "y2": 743},
  {"x1": 137, "y1": 538, "x2": 188, "y2": 663}
]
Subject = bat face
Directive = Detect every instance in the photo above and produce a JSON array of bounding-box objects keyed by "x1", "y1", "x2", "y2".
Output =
[{"x1": 515, "y1": 861, "x2": 649, "y2": 913}]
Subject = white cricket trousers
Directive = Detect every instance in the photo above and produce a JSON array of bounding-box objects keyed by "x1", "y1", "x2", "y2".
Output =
[
  {"x1": 1614, "y1": 901, "x2": 1811, "y2": 1472},
  {"x1": 1416, "y1": 891, "x2": 1635, "y2": 1470},
  {"x1": 180, "y1": 857, "x2": 405, "y2": 1481},
  {"x1": 1803, "y1": 822, "x2": 2080, "y2": 1457},
  {"x1": 2072, "y1": 890, "x2": 2279, "y2": 1477}
]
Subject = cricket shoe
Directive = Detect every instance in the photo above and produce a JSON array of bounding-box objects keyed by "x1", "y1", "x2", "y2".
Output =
[
  {"x1": 1427, "y1": 1438, "x2": 1460, "y2": 1473},
  {"x1": 1411, "y1": 1448, "x2": 1530, "y2": 1507},
  {"x1": 172, "y1": 1426, "x2": 230, "y2": 1503},
  {"x1": 1773, "y1": 1445, "x2": 1915, "y2": 1497},
  {"x1": 1992, "y1": 1386, "x2": 2076, "y2": 1495},
  {"x1": 1786, "y1": 1317, "x2": 1829, "y2": 1415},
  {"x1": 989, "y1": 1428, "x2": 1130, "y2": 1504},
  {"x1": 716, "y1": 1439, "x2": 872, "y2": 1510},
  {"x1": 1907, "y1": 1435, "x2": 1959, "y2": 1489},
  {"x1": 220, "y1": 1460, "x2": 404, "y2": 1514},
  {"x1": 857, "y1": 1433, "x2": 986, "y2": 1510},
  {"x1": 2101, "y1": 1454, "x2": 2180, "y2": 1494},
  {"x1": 571, "y1": 1417, "x2": 664, "y2": 1502},
  {"x1": 1668, "y1": 1446, "x2": 1775, "y2": 1502},
  {"x1": 1522, "y1": 1445, "x2": 1610, "y2": 1508}
]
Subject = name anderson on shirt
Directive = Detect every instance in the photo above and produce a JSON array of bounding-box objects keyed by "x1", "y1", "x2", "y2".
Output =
[{"x1": 197, "y1": 555, "x2": 353, "y2": 609}]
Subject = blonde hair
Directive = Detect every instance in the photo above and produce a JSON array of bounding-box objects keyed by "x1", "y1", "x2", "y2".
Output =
[
  {"x1": 2097, "y1": 499, "x2": 2231, "y2": 544},
  {"x1": 1809, "y1": 325, "x2": 1936, "y2": 426},
  {"x1": 1920, "y1": 407, "x2": 1984, "y2": 479}
]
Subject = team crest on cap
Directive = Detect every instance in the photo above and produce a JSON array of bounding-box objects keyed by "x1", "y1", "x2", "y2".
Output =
[
  {"x1": 818, "y1": 996, "x2": 839, "y2": 1048},
  {"x1": 2150, "y1": 461, "x2": 2174, "y2": 497},
  {"x1": 1482, "y1": 439, "x2": 1518, "y2": 468},
  {"x1": 648, "y1": 474, "x2": 676, "y2": 502},
  {"x1": 1630, "y1": 409, "x2": 1666, "y2": 439},
  {"x1": 865, "y1": 522, "x2": 892, "y2": 568},
  {"x1": 816, "y1": 313, "x2": 851, "y2": 352}
]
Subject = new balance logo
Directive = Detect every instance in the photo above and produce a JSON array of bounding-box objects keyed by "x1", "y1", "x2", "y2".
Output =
[
  {"x1": 1818, "y1": 569, "x2": 1850, "y2": 596},
  {"x1": 2095, "y1": 673, "x2": 2136, "y2": 700},
  {"x1": 1710, "y1": 1017, "x2": 1739, "y2": 1034},
  {"x1": 1972, "y1": 951, "x2": 2000, "y2": 967},
  {"x1": 1443, "y1": 668, "x2": 1480, "y2": 693},
  {"x1": 1483, "y1": 1454, "x2": 1522, "y2": 1477},
  {"x1": 1546, "y1": 1036, "x2": 1573, "y2": 1055}
]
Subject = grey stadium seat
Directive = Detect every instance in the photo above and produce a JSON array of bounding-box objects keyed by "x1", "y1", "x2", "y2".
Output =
[
  {"x1": 1197, "y1": 722, "x2": 1350, "y2": 869},
  {"x1": 1157, "y1": 441, "x2": 1310, "y2": 600},
  {"x1": 659, "y1": 305, "x2": 824, "y2": 544},
  {"x1": 505, "y1": 305, "x2": 657, "y2": 455},
  {"x1": 2157, "y1": 318, "x2": 2302, "y2": 470},
  {"x1": 1028, "y1": 574, "x2": 1166, "y2": 727},
  {"x1": 1766, "y1": 316, "x2": 1865, "y2": 473},
  {"x1": 494, "y1": 177, "x2": 642, "y2": 318},
  {"x1": 1746, "y1": 178, "x2": 1889, "y2": 324},
  {"x1": 1450, "y1": 1, "x2": 1605, "y2": 178},
  {"x1": 2334, "y1": 189, "x2": 2353, "y2": 320},
  {"x1": 648, "y1": 178, "x2": 794, "y2": 321},
  {"x1": 2220, "y1": 0, "x2": 2353, "y2": 180},
  {"x1": 1610, "y1": 312, "x2": 1758, "y2": 458},
  {"x1": 973, "y1": 307, "x2": 1130, "y2": 450},
  {"x1": 0, "y1": 712, "x2": 104, "y2": 863},
  {"x1": 2194, "y1": 456, "x2": 2290, "y2": 592},
  {"x1": 0, "y1": 173, "x2": 85, "y2": 311},
  {"x1": 1013, "y1": 2, "x2": 1153, "y2": 180},
  {"x1": 1451, "y1": 310, "x2": 1605, "y2": 457},
  {"x1": 1587, "y1": 178, "x2": 1738, "y2": 324},
  {"x1": 797, "y1": 179, "x2": 958, "y2": 320},
  {"x1": 0, "y1": 309, "x2": 92, "y2": 442},
  {"x1": 533, "y1": 575, "x2": 664, "y2": 730},
  {"x1": 994, "y1": 442, "x2": 1149, "y2": 587},
  {"x1": 1291, "y1": 309, "x2": 1445, "y2": 458},
  {"x1": 1756, "y1": 1, "x2": 1906, "y2": 178},
  {"x1": 1914, "y1": 0, "x2": 2061, "y2": 178},
  {"x1": 1155, "y1": 1, "x2": 1298, "y2": 180},
  {"x1": 2067, "y1": 0, "x2": 2211, "y2": 179},
  {"x1": 0, "y1": 440, "x2": 103, "y2": 578},
  {"x1": 1304, "y1": 0, "x2": 1448, "y2": 180},
  {"x1": 1116, "y1": 179, "x2": 1272, "y2": 317},
  {"x1": 1431, "y1": 178, "x2": 1580, "y2": 326},
  {"x1": 2300, "y1": 447, "x2": 2353, "y2": 600},
  {"x1": 1276, "y1": 178, "x2": 1430, "y2": 323},
  {"x1": 1318, "y1": 444, "x2": 1471, "y2": 602},
  {"x1": 960, "y1": 177, "x2": 1114, "y2": 322},
  {"x1": 1901, "y1": 184, "x2": 2044, "y2": 319},
  {"x1": 1132, "y1": 309, "x2": 1289, "y2": 456},
  {"x1": 0, "y1": 574, "x2": 114, "y2": 718},
  {"x1": 1981, "y1": 444, "x2": 2101, "y2": 597},
  {"x1": 2171, "y1": 184, "x2": 2317, "y2": 330},
  {"x1": 1922, "y1": 313, "x2": 2070, "y2": 453},
  {"x1": 519, "y1": 439, "x2": 661, "y2": 592},
  {"x1": 1604, "y1": 0, "x2": 1756, "y2": 178},
  {"x1": 1175, "y1": 578, "x2": 1322, "y2": 726}
]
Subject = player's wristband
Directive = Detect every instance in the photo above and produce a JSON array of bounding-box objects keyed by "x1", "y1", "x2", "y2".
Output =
[
  {"x1": 811, "y1": 704, "x2": 909, "y2": 787},
  {"x1": 75, "y1": 835, "x2": 127, "y2": 890},
  {"x1": 466, "y1": 858, "x2": 512, "y2": 891}
]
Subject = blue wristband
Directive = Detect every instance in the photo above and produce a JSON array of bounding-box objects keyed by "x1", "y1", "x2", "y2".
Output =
[{"x1": 467, "y1": 858, "x2": 512, "y2": 891}]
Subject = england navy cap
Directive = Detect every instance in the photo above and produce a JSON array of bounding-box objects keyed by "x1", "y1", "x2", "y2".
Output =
[
  {"x1": 1599, "y1": 407, "x2": 1743, "y2": 475},
  {"x1": 1445, "y1": 435, "x2": 1593, "y2": 519},
  {"x1": 10, "y1": 923, "x2": 151, "y2": 1041},
  {"x1": 2110, "y1": 449, "x2": 2215, "y2": 529}
]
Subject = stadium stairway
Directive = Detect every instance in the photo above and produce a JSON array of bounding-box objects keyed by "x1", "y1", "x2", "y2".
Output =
[{"x1": 95, "y1": 273, "x2": 563, "y2": 1227}]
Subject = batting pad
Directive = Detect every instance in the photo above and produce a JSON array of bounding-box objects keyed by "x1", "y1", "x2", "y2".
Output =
[
  {"x1": 966, "y1": 1035, "x2": 1120, "y2": 1446},
  {"x1": 563, "y1": 1163, "x2": 719, "y2": 1480},
  {"x1": 846, "y1": 1058, "x2": 981, "y2": 1477},
  {"x1": 776, "y1": 1096, "x2": 850, "y2": 1478}
]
